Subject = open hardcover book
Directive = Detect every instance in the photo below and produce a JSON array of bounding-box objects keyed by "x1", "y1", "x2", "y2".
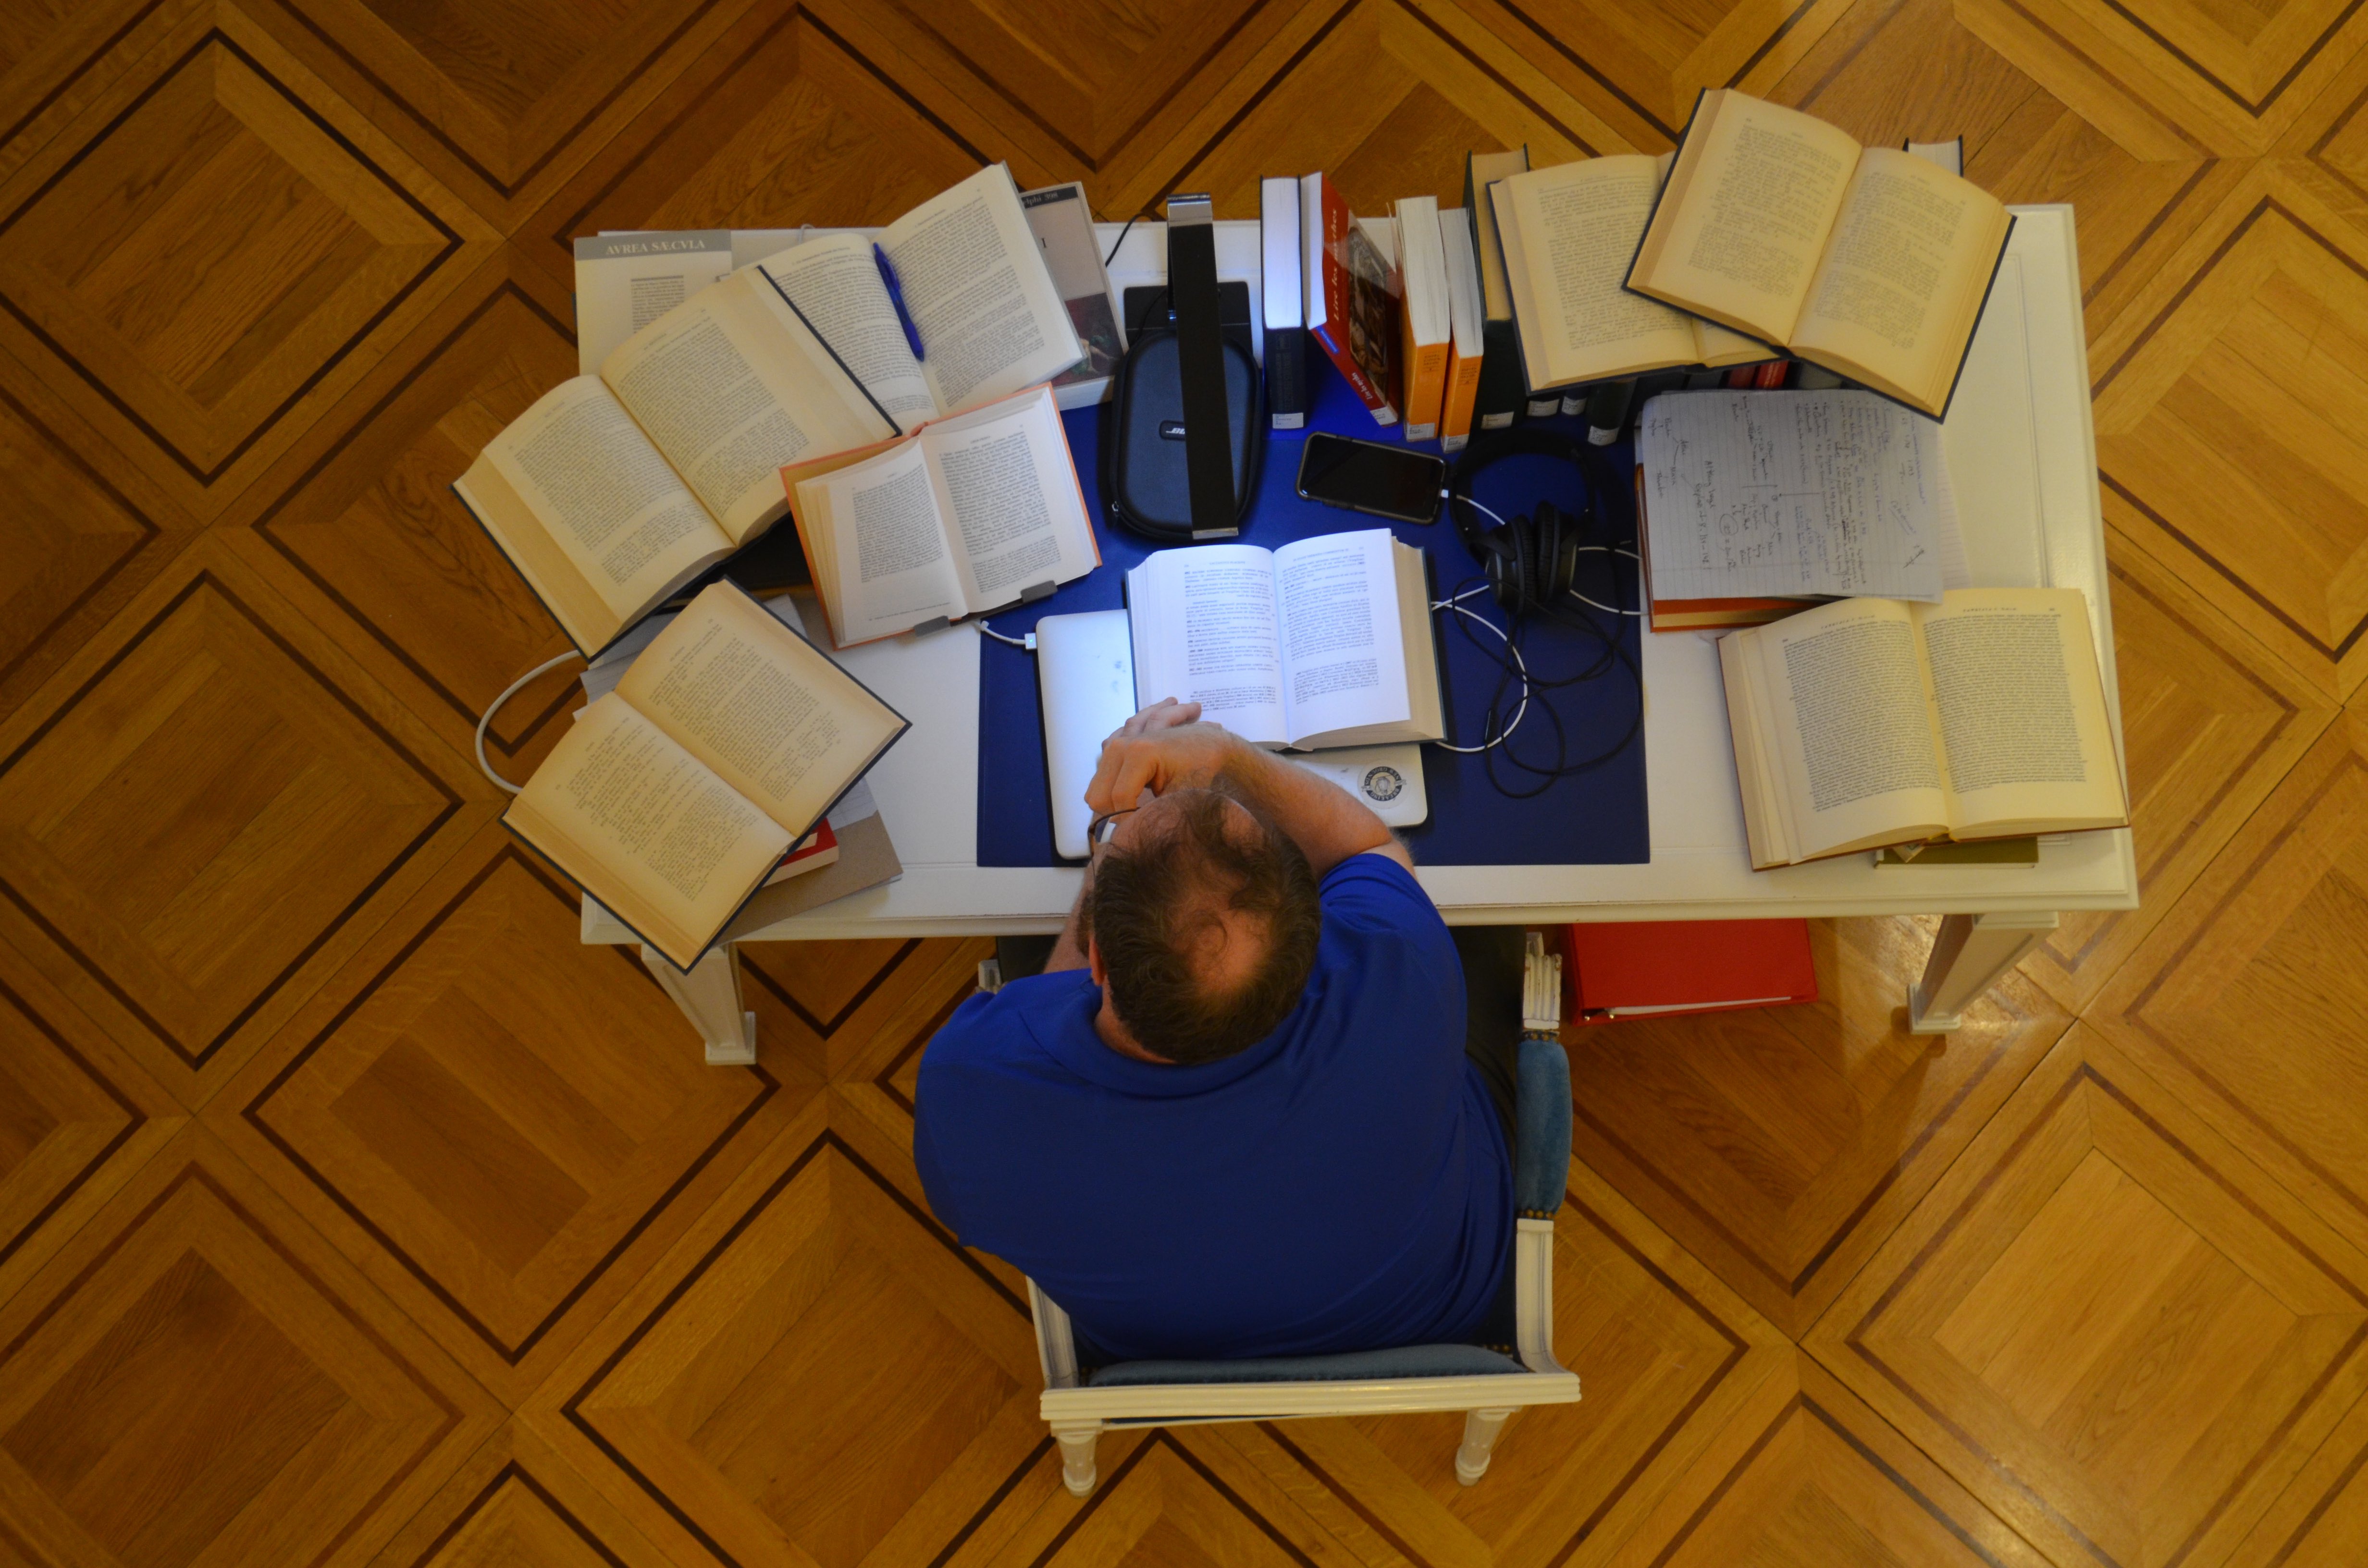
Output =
[
  {"x1": 1719, "y1": 589, "x2": 2128, "y2": 868},
  {"x1": 757, "y1": 166, "x2": 1086, "y2": 430},
  {"x1": 1627, "y1": 90, "x2": 2012, "y2": 417},
  {"x1": 503, "y1": 582, "x2": 908, "y2": 968},
  {"x1": 1488, "y1": 155, "x2": 1774, "y2": 393},
  {"x1": 455, "y1": 265, "x2": 897, "y2": 658},
  {"x1": 1127, "y1": 529, "x2": 1443, "y2": 750},
  {"x1": 782, "y1": 384, "x2": 1098, "y2": 647}
]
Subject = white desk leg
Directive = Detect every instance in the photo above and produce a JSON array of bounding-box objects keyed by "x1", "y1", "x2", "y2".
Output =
[
  {"x1": 639, "y1": 943, "x2": 757, "y2": 1066},
  {"x1": 1907, "y1": 911, "x2": 2057, "y2": 1035}
]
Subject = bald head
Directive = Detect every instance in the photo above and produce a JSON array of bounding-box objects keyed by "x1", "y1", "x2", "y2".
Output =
[{"x1": 1083, "y1": 788, "x2": 1321, "y2": 1065}]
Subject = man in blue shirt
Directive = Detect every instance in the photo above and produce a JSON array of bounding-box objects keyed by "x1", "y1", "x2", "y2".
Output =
[{"x1": 914, "y1": 698, "x2": 1518, "y2": 1363}]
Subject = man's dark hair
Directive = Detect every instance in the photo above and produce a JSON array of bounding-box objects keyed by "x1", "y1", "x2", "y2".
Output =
[{"x1": 1081, "y1": 790, "x2": 1321, "y2": 1065}]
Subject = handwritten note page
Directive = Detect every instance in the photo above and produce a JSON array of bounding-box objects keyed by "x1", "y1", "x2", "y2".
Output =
[{"x1": 1638, "y1": 391, "x2": 1953, "y2": 602}]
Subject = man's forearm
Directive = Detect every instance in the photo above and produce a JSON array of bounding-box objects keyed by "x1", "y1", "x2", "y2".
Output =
[{"x1": 1216, "y1": 744, "x2": 1403, "y2": 876}]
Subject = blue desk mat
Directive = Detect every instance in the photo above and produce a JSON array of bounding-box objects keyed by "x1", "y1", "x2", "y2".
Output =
[{"x1": 976, "y1": 368, "x2": 1648, "y2": 867}]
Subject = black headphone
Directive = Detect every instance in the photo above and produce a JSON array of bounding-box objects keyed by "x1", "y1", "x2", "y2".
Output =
[{"x1": 1446, "y1": 429, "x2": 1612, "y2": 618}]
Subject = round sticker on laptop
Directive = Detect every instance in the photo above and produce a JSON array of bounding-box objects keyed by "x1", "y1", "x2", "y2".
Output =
[{"x1": 1362, "y1": 764, "x2": 1405, "y2": 802}]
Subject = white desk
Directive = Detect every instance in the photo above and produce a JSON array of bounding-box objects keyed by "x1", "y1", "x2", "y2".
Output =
[{"x1": 588, "y1": 207, "x2": 2137, "y2": 1064}]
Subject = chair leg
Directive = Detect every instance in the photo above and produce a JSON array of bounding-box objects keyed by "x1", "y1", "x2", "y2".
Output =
[
  {"x1": 1455, "y1": 1408, "x2": 1515, "y2": 1485},
  {"x1": 1054, "y1": 1425, "x2": 1100, "y2": 1496}
]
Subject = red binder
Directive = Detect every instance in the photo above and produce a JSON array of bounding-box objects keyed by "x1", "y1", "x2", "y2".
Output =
[{"x1": 1562, "y1": 919, "x2": 1816, "y2": 1023}]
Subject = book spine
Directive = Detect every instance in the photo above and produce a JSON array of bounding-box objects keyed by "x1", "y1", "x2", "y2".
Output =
[
  {"x1": 1585, "y1": 379, "x2": 1637, "y2": 445},
  {"x1": 1440, "y1": 336, "x2": 1484, "y2": 451},
  {"x1": 1476, "y1": 318, "x2": 1525, "y2": 427},
  {"x1": 1312, "y1": 181, "x2": 1394, "y2": 420},
  {"x1": 1402, "y1": 339, "x2": 1449, "y2": 441},
  {"x1": 1261, "y1": 175, "x2": 1307, "y2": 430},
  {"x1": 1266, "y1": 325, "x2": 1307, "y2": 429},
  {"x1": 1752, "y1": 358, "x2": 1790, "y2": 389}
]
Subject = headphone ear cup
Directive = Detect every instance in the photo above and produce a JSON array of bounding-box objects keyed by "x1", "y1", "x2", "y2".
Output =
[
  {"x1": 1537, "y1": 501, "x2": 1579, "y2": 602},
  {"x1": 1506, "y1": 515, "x2": 1536, "y2": 615},
  {"x1": 1473, "y1": 526, "x2": 1522, "y2": 611}
]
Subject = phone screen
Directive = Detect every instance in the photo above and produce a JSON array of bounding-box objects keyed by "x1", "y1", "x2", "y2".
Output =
[{"x1": 1296, "y1": 434, "x2": 1445, "y2": 524}]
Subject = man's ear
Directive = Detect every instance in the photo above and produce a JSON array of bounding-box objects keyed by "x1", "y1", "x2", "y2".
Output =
[{"x1": 1087, "y1": 933, "x2": 1107, "y2": 987}]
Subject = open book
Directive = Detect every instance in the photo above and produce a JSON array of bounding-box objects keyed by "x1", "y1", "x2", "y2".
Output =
[
  {"x1": 455, "y1": 264, "x2": 898, "y2": 657},
  {"x1": 1628, "y1": 90, "x2": 2013, "y2": 417},
  {"x1": 758, "y1": 166, "x2": 1085, "y2": 430},
  {"x1": 1126, "y1": 528, "x2": 1443, "y2": 750},
  {"x1": 503, "y1": 582, "x2": 907, "y2": 968},
  {"x1": 783, "y1": 384, "x2": 1098, "y2": 647},
  {"x1": 1719, "y1": 589, "x2": 2127, "y2": 868},
  {"x1": 1488, "y1": 155, "x2": 1774, "y2": 392}
]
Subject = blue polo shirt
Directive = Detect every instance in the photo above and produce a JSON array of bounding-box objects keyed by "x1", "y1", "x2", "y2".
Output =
[{"x1": 913, "y1": 854, "x2": 1510, "y2": 1362}]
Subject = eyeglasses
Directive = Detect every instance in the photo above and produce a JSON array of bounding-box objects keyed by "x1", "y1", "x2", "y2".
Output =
[{"x1": 1085, "y1": 806, "x2": 1141, "y2": 850}]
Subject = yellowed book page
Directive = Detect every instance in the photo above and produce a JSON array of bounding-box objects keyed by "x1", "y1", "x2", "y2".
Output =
[
  {"x1": 506, "y1": 693, "x2": 789, "y2": 968},
  {"x1": 1719, "y1": 631, "x2": 1790, "y2": 869},
  {"x1": 918, "y1": 386, "x2": 1098, "y2": 614},
  {"x1": 1634, "y1": 92, "x2": 1862, "y2": 345},
  {"x1": 878, "y1": 165, "x2": 1085, "y2": 416},
  {"x1": 780, "y1": 435, "x2": 910, "y2": 646},
  {"x1": 1696, "y1": 320, "x2": 1776, "y2": 368},
  {"x1": 1790, "y1": 148, "x2": 2010, "y2": 407},
  {"x1": 599, "y1": 269, "x2": 895, "y2": 544},
  {"x1": 615, "y1": 581, "x2": 905, "y2": 833},
  {"x1": 757, "y1": 234, "x2": 937, "y2": 426},
  {"x1": 795, "y1": 436, "x2": 968, "y2": 645},
  {"x1": 454, "y1": 451, "x2": 627, "y2": 656},
  {"x1": 1497, "y1": 158, "x2": 1700, "y2": 386},
  {"x1": 1912, "y1": 588, "x2": 2127, "y2": 837},
  {"x1": 1758, "y1": 597, "x2": 1950, "y2": 859},
  {"x1": 1469, "y1": 149, "x2": 1529, "y2": 322},
  {"x1": 479, "y1": 376, "x2": 734, "y2": 645}
]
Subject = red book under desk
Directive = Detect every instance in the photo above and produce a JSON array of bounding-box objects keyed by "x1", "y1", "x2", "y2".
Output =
[{"x1": 1562, "y1": 919, "x2": 1817, "y2": 1024}]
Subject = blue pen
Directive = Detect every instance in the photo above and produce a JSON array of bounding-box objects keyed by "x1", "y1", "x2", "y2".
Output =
[{"x1": 874, "y1": 244, "x2": 927, "y2": 362}]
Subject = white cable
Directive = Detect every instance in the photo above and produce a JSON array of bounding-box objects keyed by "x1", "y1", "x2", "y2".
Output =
[
  {"x1": 1428, "y1": 598, "x2": 1531, "y2": 754},
  {"x1": 1452, "y1": 494, "x2": 1516, "y2": 531},
  {"x1": 475, "y1": 650, "x2": 585, "y2": 794},
  {"x1": 975, "y1": 620, "x2": 1035, "y2": 650}
]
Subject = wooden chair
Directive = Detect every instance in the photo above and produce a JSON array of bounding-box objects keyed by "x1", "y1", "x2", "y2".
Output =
[{"x1": 1025, "y1": 933, "x2": 1580, "y2": 1495}]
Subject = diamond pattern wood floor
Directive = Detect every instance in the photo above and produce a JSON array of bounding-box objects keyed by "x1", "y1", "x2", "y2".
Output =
[{"x1": 1, "y1": 1, "x2": 2366, "y2": 1564}]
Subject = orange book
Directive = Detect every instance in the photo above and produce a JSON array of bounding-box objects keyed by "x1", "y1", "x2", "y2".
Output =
[
  {"x1": 1437, "y1": 205, "x2": 1486, "y2": 452},
  {"x1": 1394, "y1": 196, "x2": 1451, "y2": 441}
]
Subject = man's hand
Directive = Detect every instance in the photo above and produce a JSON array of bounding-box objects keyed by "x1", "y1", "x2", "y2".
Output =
[{"x1": 1085, "y1": 699, "x2": 1246, "y2": 814}]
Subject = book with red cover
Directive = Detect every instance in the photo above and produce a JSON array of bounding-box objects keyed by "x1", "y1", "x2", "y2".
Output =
[
  {"x1": 765, "y1": 819, "x2": 839, "y2": 885},
  {"x1": 1632, "y1": 467, "x2": 1819, "y2": 631},
  {"x1": 1562, "y1": 919, "x2": 1816, "y2": 1022},
  {"x1": 1301, "y1": 172, "x2": 1400, "y2": 424}
]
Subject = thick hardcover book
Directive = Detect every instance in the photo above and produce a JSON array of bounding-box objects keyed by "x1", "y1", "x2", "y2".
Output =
[
  {"x1": 502, "y1": 580, "x2": 908, "y2": 969},
  {"x1": 1626, "y1": 89, "x2": 2012, "y2": 419},
  {"x1": 1261, "y1": 175, "x2": 1307, "y2": 429},
  {"x1": 1720, "y1": 589, "x2": 2129, "y2": 868},
  {"x1": 1464, "y1": 148, "x2": 1530, "y2": 430}
]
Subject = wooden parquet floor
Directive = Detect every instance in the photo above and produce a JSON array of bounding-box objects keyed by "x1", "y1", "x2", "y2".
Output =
[{"x1": 1, "y1": 0, "x2": 2366, "y2": 1564}]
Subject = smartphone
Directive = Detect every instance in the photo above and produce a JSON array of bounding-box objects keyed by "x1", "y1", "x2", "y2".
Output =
[{"x1": 1295, "y1": 433, "x2": 1446, "y2": 525}]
